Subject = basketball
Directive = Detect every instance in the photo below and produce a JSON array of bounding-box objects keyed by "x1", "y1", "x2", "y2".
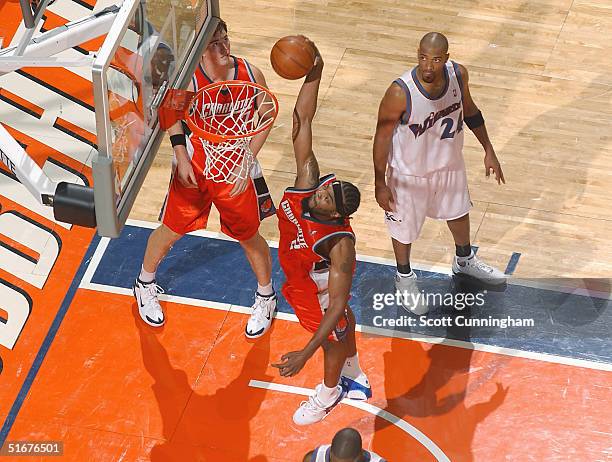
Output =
[{"x1": 270, "y1": 35, "x2": 316, "y2": 80}]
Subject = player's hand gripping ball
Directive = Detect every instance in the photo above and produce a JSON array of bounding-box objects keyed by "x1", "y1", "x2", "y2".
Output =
[{"x1": 270, "y1": 35, "x2": 316, "y2": 80}]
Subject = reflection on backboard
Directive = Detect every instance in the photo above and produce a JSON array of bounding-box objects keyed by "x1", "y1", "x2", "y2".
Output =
[{"x1": 93, "y1": 0, "x2": 219, "y2": 237}]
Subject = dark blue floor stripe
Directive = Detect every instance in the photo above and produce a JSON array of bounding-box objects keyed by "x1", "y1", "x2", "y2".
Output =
[
  {"x1": 0, "y1": 234, "x2": 101, "y2": 447},
  {"x1": 504, "y1": 252, "x2": 521, "y2": 275}
]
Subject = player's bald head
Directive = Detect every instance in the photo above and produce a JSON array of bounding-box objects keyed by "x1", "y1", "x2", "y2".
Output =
[
  {"x1": 331, "y1": 428, "x2": 362, "y2": 460},
  {"x1": 419, "y1": 32, "x2": 449, "y2": 54}
]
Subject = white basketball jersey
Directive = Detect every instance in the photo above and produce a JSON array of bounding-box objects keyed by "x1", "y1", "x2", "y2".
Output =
[
  {"x1": 389, "y1": 61, "x2": 465, "y2": 177},
  {"x1": 310, "y1": 445, "x2": 386, "y2": 462}
]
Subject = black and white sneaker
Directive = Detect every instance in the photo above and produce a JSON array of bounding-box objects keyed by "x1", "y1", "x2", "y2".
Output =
[
  {"x1": 132, "y1": 278, "x2": 165, "y2": 327},
  {"x1": 245, "y1": 292, "x2": 276, "y2": 339}
]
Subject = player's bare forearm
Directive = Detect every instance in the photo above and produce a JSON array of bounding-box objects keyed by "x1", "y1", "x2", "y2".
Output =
[
  {"x1": 167, "y1": 120, "x2": 184, "y2": 136},
  {"x1": 302, "y1": 299, "x2": 348, "y2": 358},
  {"x1": 301, "y1": 238, "x2": 354, "y2": 357},
  {"x1": 373, "y1": 131, "x2": 392, "y2": 187},
  {"x1": 292, "y1": 46, "x2": 323, "y2": 189},
  {"x1": 166, "y1": 121, "x2": 190, "y2": 163},
  {"x1": 249, "y1": 64, "x2": 275, "y2": 158},
  {"x1": 295, "y1": 53, "x2": 323, "y2": 124},
  {"x1": 249, "y1": 122, "x2": 273, "y2": 158},
  {"x1": 471, "y1": 124, "x2": 495, "y2": 154}
]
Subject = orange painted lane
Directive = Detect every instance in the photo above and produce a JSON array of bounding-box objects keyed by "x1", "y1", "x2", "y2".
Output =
[
  {"x1": 11, "y1": 290, "x2": 230, "y2": 440},
  {"x1": 6, "y1": 291, "x2": 611, "y2": 461},
  {"x1": 0, "y1": 216, "x2": 94, "y2": 429}
]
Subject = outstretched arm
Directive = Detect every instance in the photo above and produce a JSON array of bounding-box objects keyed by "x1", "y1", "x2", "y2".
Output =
[
  {"x1": 457, "y1": 63, "x2": 505, "y2": 184},
  {"x1": 373, "y1": 83, "x2": 405, "y2": 211},
  {"x1": 272, "y1": 236, "x2": 355, "y2": 377},
  {"x1": 292, "y1": 39, "x2": 324, "y2": 190}
]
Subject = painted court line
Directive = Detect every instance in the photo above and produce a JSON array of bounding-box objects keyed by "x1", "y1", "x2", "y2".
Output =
[
  {"x1": 248, "y1": 380, "x2": 451, "y2": 462},
  {"x1": 79, "y1": 278, "x2": 612, "y2": 372},
  {"x1": 79, "y1": 231, "x2": 612, "y2": 372}
]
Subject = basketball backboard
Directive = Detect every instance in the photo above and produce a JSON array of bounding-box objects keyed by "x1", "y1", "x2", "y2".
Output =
[{"x1": 92, "y1": 0, "x2": 220, "y2": 237}]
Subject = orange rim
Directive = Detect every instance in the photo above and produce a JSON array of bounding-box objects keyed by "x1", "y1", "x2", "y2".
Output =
[{"x1": 185, "y1": 79, "x2": 278, "y2": 143}]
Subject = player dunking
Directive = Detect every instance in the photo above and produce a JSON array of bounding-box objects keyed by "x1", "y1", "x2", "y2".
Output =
[
  {"x1": 132, "y1": 20, "x2": 278, "y2": 338},
  {"x1": 373, "y1": 32, "x2": 506, "y2": 314},
  {"x1": 272, "y1": 39, "x2": 371, "y2": 426}
]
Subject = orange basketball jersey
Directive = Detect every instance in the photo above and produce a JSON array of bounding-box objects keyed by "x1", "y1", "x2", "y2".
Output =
[
  {"x1": 190, "y1": 56, "x2": 258, "y2": 137},
  {"x1": 188, "y1": 56, "x2": 259, "y2": 175},
  {"x1": 278, "y1": 175, "x2": 355, "y2": 336}
]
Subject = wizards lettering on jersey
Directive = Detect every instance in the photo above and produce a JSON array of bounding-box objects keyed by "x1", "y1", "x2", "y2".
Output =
[
  {"x1": 281, "y1": 199, "x2": 308, "y2": 249},
  {"x1": 409, "y1": 102, "x2": 461, "y2": 138}
]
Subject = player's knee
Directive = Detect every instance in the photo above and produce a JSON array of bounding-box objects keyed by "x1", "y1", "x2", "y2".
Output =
[
  {"x1": 239, "y1": 231, "x2": 265, "y2": 250},
  {"x1": 158, "y1": 224, "x2": 183, "y2": 246}
]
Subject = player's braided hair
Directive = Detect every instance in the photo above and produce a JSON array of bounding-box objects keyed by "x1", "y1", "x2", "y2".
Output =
[{"x1": 339, "y1": 181, "x2": 361, "y2": 217}]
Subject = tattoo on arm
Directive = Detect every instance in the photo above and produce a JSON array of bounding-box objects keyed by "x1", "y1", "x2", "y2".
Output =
[
  {"x1": 292, "y1": 107, "x2": 301, "y2": 142},
  {"x1": 304, "y1": 156, "x2": 319, "y2": 185}
]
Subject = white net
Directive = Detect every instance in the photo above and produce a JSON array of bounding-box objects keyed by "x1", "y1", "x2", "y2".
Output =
[{"x1": 187, "y1": 81, "x2": 278, "y2": 183}]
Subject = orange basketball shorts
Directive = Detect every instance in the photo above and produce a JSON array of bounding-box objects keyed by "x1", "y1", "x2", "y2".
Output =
[
  {"x1": 282, "y1": 281, "x2": 349, "y2": 342},
  {"x1": 161, "y1": 148, "x2": 263, "y2": 240}
]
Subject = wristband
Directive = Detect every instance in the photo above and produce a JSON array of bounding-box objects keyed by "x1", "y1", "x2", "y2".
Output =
[
  {"x1": 170, "y1": 134, "x2": 186, "y2": 147},
  {"x1": 464, "y1": 111, "x2": 484, "y2": 130}
]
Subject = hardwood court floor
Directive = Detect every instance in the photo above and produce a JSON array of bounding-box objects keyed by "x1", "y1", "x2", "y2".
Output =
[
  {"x1": 1, "y1": 2, "x2": 610, "y2": 462},
  {"x1": 131, "y1": 0, "x2": 612, "y2": 283}
]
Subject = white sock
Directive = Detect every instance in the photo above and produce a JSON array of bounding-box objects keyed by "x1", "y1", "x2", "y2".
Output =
[
  {"x1": 342, "y1": 353, "x2": 363, "y2": 378},
  {"x1": 257, "y1": 282, "x2": 274, "y2": 297},
  {"x1": 317, "y1": 382, "x2": 340, "y2": 404},
  {"x1": 396, "y1": 270, "x2": 415, "y2": 278},
  {"x1": 139, "y1": 266, "x2": 156, "y2": 283},
  {"x1": 456, "y1": 251, "x2": 474, "y2": 264}
]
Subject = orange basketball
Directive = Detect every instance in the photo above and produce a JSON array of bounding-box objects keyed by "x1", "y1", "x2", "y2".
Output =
[{"x1": 270, "y1": 36, "x2": 316, "y2": 80}]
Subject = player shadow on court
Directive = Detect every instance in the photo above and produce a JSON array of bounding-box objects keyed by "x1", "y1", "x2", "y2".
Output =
[
  {"x1": 489, "y1": 73, "x2": 612, "y2": 339},
  {"x1": 133, "y1": 307, "x2": 272, "y2": 461},
  {"x1": 370, "y1": 281, "x2": 509, "y2": 461}
]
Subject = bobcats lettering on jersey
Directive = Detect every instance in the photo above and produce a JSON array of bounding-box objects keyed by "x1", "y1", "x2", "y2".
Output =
[
  {"x1": 281, "y1": 199, "x2": 308, "y2": 249},
  {"x1": 200, "y1": 96, "x2": 253, "y2": 119}
]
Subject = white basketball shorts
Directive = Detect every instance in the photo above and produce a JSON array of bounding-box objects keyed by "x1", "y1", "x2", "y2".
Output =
[{"x1": 384, "y1": 167, "x2": 472, "y2": 244}]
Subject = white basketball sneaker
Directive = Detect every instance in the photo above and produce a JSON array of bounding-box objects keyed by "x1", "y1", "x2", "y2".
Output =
[
  {"x1": 245, "y1": 292, "x2": 277, "y2": 339},
  {"x1": 293, "y1": 384, "x2": 345, "y2": 426},
  {"x1": 452, "y1": 254, "x2": 506, "y2": 285},
  {"x1": 395, "y1": 272, "x2": 428, "y2": 315},
  {"x1": 132, "y1": 278, "x2": 165, "y2": 327}
]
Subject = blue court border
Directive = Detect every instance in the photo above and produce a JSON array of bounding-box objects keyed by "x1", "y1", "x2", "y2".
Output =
[{"x1": 0, "y1": 234, "x2": 101, "y2": 447}]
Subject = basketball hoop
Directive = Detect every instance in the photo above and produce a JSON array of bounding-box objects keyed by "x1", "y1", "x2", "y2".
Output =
[{"x1": 161, "y1": 80, "x2": 278, "y2": 184}]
